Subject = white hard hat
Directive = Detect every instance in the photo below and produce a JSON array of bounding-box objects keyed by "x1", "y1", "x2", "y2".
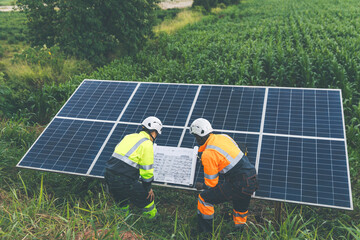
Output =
[
  {"x1": 142, "y1": 116, "x2": 163, "y2": 134},
  {"x1": 189, "y1": 118, "x2": 213, "y2": 137}
]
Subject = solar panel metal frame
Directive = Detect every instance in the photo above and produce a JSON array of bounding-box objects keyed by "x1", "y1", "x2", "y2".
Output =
[{"x1": 16, "y1": 79, "x2": 353, "y2": 210}]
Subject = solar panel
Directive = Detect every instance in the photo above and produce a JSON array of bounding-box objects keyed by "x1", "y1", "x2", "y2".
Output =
[
  {"x1": 264, "y1": 88, "x2": 344, "y2": 138},
  {"x1": 58, "y1": 81, "x2": 138, "y2": 121},
  {"x1": 189, "y1": 86, "x2": 265, "y2": 132},
  {"x1": 121, "y1": 83, "x2": 198, "y2": 126},
  {"x1": 17, "y1": 80, "x2": 352, "y2": 210},
  {"x1": 18, "y1": 118, "x2": 114, "y2": 175},
  {"x1": 256, "y1": 136, "x2": 350, "y2": 208}
]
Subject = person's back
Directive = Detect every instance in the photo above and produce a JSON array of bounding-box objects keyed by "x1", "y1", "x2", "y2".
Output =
[{"x1": 106, "y1": 131, "x2": 154, "y2": 181}]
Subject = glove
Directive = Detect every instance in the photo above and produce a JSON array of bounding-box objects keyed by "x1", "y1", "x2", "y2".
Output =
[{"x1": 195, "y1": 182, "x2": 204, "y2": 190}]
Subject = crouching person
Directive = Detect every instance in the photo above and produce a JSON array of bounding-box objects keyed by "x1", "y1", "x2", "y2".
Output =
[
  {"x1": 190, "y1": 118, "x2": 258, "y2": 233},
  {"x1": 104, "y1": 116, "x2": 162, "y2": 219}
]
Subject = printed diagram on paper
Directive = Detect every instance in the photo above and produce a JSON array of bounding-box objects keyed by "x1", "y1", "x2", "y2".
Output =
[{"x1": 153, "y1": 145, "x2": 198, "y2": 186}]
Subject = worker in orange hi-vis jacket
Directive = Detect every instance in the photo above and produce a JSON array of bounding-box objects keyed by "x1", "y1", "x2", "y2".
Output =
[{"x1": 189, "y1": 118, "x2": 258, "y2": 233}]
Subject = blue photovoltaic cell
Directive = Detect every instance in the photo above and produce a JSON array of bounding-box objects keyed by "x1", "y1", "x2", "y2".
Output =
[
  {"x1": 190, "y1": 86, "x2": 265, "y2": 132},
  {"x1": 90, "y1": 124, "x2": 184, "y2": 176},
  {"x1": 58, "y1": 80, "x2": 137, "y2": 121},
  {"x1": 264, "y1": 89, "x2": 344, "y2": 138},
  {"x1": 18, "y1": 118, "x2": 114, "y2": 174},
  {"x1": 121, "y1": 83, "x2": 198, "y2": 126},
  {"x1": 256, "y1": 135, "x2": 350, "y2": 208}
]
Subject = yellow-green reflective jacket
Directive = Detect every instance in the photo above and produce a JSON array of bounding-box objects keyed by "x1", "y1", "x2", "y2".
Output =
[{"x1": 106, "y1": 131, "x2": 154, "y2": 186}]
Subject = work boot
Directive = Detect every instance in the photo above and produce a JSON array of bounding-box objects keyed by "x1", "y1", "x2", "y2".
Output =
[
  {"x1": 197, "y1": 214, "x2": 213, "y2": 233},
  {"x1": 142, "y1": 201, "x2": 158, "y2": 220},
  {"x1": 234, "y1": 224, "x2": 245, "y2": 233},
  {"x1": 119, "y1": 204, "x2": 130, "y2": 217}
]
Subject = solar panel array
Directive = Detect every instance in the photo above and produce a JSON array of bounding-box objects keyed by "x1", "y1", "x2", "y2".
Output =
[{"x1": 17, "y1": 79, "x2": 352, "y2": 210}]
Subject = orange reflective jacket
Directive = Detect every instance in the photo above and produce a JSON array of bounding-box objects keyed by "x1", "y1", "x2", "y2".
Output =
[{"x1": 199, "y1": 134, "x2": 244, "y2": 188}]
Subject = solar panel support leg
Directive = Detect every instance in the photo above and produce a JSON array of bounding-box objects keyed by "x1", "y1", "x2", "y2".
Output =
[{"x1": 274, "y1": 201, "x2": 283, "y2": 224}]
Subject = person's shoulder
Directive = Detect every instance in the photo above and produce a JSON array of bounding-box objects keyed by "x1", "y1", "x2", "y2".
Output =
[{"x1": 143, "y1": 139, "x2": 153, "y2": 145}]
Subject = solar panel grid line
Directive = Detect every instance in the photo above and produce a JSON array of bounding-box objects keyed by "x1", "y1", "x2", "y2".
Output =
[
  {"x1": 270, "y1": 136, "x2": 276, "y2": 201},
  {"x1": 84, "y1": 79, "x2": 342, "y2": 92},
  {"x1": 254, "y1": 87, "x2": 269, "y2": 175},
  {"x1": 246, "y1": 88, "x2": 256, "y2": 131},
  {"x1": 252, "y1": 194, "x2": 349, "y2": 210},
  {"x1": 178, "y1": 85, "x2": 202, "y2": 147},
  {"x1": 262, "y1": 132, "x2": 344, "y2": 141},
  {"x1": 18, "y1": 164, "x2": 104, "y2": 178},
  {"x1": 212, "y1": 87, "x2": 224, "y2": 127},
  {"x1": 211, "y1": 129, "x2": 260, "y2": 135},
  {"x1": 329, "y1": 134, "x2": 335, "y2": 206},
  {"x1": 283, "y1": 90, "x2": 293, "y2": 201},
  {"x1": 233, "y1": 87, "x2": 244, "y2": 130},
  {"x1": 221, "y1": 87, "x2": 233, "y2": 130},
  {"x1": 300, "y1": 136, "x2": 304, "y2": 200},
  {"x1": 302, "y1": 89, "x2": 304, "y2": 140},
  {"x1": 56, "y1": 116, "x2": 117, "y2": 124},
  {"x1": 86, "y1": 83, "x2": 141, "y2": 175}
]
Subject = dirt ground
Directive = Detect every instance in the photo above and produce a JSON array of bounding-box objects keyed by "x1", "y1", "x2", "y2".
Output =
[
  {"x1": 0, "y1": 6, "x2": 17, "y2": 12},
  {"x1": 158, "y1": 0, "x2": 193, "y2": 10}
]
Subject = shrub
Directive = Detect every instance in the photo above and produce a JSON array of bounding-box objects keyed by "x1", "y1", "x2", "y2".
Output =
[
  {"x1": 192, "y1": 0, "x2": 216, "y2": 12},
  {"x1": 17, "y1": 0, "x2": 159, "y2": 66},
  {"x1": 193, "y1": 0, "x2": 240, "y2": 12}
]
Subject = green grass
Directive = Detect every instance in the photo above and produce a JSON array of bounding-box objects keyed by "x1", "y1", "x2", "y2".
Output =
[
  {"x1": 0, "y1": 175, "x2": 357, "y2": 239},
  {"x1": 0, "y1": 0, "x2": 16, "y2": 6},
  {"x1": 0, "y1": 12, "x2": 28, "y2": 71},
  {"x1": 0, "y1": 12, "x2": 27, "y2": 44}
]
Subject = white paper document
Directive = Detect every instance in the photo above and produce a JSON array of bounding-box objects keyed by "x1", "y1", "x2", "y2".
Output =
[{"x1": 153, "y1": 145, "x2": 198, "y2": 186}]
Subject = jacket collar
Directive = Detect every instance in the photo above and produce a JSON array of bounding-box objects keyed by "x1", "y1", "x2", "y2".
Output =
[
  {"x1": 198, "y1": 134, "x2": 214, "y2": 152},
  {"x1": 140, "y1": 131, "x2": 152, "y2": 141}
]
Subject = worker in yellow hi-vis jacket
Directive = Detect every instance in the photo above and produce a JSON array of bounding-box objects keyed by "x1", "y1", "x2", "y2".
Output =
[{"x1": 105, "y1": 116, "x2": 162, "y2": 219}]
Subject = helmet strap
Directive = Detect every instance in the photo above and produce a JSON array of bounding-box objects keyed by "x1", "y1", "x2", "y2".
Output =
[{"x1": 142, "y1": 127, "x2": 157, "y2": 142}]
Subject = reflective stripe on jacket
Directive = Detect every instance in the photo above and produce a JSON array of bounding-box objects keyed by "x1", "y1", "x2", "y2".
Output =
[
  {"x1": 107, "y1": 131, "x2": 154, "y2": 183},
  {"x1": 199, "y1": 134, "x2": 244, "y2": 188}
]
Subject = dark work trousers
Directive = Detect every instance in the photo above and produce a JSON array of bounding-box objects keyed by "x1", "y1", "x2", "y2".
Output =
[
  {"x1": 104, "y1": 170, "x2": 151, "y2": 209},
  {"x1": 198, "y1": 173, "x2": 258, "y2": 233}
]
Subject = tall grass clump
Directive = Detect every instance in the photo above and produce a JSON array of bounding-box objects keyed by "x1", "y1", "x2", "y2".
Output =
[
  {"x1": 0, "y1": 174, "x2": 141, "y2": 239},
  {"x1": 154, "y1": 10, "x2": 204, "y2": 35}
]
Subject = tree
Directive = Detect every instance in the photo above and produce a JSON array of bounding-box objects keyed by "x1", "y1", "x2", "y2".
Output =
[{"x1": 17, "y1": 0, "x2": 158, "y2": 65}]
